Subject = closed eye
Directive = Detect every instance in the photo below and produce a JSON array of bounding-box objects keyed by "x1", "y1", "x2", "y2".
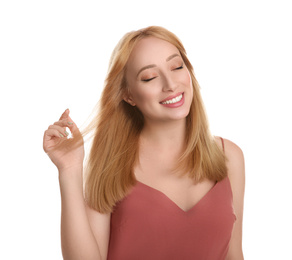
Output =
[
  {"x1": 142, "y1": 77, "x2": 156, "y2": 82},
  {"x1": 174, "y1": 64, "x2": 183, "y2": 70}
]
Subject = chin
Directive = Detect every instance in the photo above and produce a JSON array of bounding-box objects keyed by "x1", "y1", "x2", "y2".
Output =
[{"x1": 167, "y1": 109, "x2": 191, "y2": 121}]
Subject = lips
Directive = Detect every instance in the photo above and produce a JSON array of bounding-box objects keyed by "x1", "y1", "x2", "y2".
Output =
[
  {"x1": 159, "y1": 92, "x2": 185, "y2": 108},
  {"x1": 159, "y1": 92, "x2": 184, "y2": 104}
]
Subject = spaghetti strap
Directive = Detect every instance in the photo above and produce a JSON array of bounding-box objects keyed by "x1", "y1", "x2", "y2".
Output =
[{"x1": 220, "y1": 137, "x2": 225, "y2": 152}]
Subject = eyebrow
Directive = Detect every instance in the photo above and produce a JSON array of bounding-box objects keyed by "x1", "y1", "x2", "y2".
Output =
[{"x1": 136, "y1": 53, "x2": 180, "y2": 77}]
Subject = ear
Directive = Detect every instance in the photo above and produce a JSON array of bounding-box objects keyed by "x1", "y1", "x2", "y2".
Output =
[{"x1": 123, "y1": 95, "x2": 136, "y2": 106}]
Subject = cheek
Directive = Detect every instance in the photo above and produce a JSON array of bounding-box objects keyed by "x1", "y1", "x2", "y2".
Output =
[
  {"x1": 184, "y1": 71, "x2": 194, "y2": 99},
  {"x1": 131, "y1": 86, "x2": 157, "y2": 105},
  {"x1": 184, "y1": 70, "x2": 192, "y2": 86}
]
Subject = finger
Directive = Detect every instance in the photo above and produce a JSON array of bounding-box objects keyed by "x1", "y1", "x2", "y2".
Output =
[
  {"x1": 44, "y1": 128, "x2": 66, "y2": 141},
  {"x1": 43, "y1": 129, "x2": 65, "y2": 152},
  {"x1": 59, "y1": 108, "x2": 70, "y2": 120},
  {"x1": 54, "y1": 119, "x2": 73, "y2": 128},
  {"x1": 66, "y1": 115, "x2": 80, "y2": 137},
  {"x1": 48, "y1": 124, "x2": 70, "y2": 137}
]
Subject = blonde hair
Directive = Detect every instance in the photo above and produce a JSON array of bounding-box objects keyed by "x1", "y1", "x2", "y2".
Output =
[{"x1": 84, "y1": 26, "x2": 227, "y2": 213}]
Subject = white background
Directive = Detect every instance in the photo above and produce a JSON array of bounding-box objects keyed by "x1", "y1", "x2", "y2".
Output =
[{"x1": 1, "y1": 0, "x2": 291, "y2": 259}]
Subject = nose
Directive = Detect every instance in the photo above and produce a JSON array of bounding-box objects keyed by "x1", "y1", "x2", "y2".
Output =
[{"x1": 161, "y1": 72, "x2": 176, "y2": 92}]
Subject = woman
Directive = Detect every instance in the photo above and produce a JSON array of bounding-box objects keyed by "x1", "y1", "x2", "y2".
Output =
[{"x1": 43, "y1": 26, "x2": 245, "y2": 260}]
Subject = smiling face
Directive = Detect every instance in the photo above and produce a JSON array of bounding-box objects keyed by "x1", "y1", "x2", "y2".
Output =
[{"x1": 125, "y1": 37, "x2": 193, "y2": 125}]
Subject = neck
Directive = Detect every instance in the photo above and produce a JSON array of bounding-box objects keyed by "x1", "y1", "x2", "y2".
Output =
[{"x1": 140, "y1": 118, "x2": 186, "y2": 151}]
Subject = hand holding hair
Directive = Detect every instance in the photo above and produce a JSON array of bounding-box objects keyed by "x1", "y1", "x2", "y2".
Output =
[{"x1": 43, "y1": 109, "x2": 84, "y2": 173}]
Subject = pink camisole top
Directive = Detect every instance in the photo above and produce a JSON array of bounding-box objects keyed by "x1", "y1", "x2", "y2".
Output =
[{"x1": 107, "y1": 176, "x2": 236, "y2": 260}]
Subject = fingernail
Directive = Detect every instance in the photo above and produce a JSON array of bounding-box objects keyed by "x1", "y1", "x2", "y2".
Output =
[
  {"x1": 65, "y1": 131, "x2": 69, "y2": 136},
  {"x1": 59, "y1": 134, "x2": 64, "y2": 138},
  {"x1": 68, "y1": 122, "x2": 73, "y2": 125}
]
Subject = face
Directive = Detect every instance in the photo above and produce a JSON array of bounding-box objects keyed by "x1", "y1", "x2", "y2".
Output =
[{"x1": 125, "y1": 37, "x2": 193, "y2": 124}]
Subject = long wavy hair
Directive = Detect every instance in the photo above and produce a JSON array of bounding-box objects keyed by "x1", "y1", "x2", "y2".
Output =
[{"x1": 84, "y1": 26, "x2": 227, "y2": 214}]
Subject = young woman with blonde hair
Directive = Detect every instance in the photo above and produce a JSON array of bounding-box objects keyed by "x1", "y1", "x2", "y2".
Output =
[{"x1": 43, "y1": 26, "x2": 245, "y2": 260}]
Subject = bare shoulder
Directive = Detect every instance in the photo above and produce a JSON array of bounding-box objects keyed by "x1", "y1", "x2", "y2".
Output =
[
  {"x1": 223, "y1": 138, "x2": 245, "y2": 179},
  {"x1": 214, "y1": 136, "x2": 245, "y2": 174}
]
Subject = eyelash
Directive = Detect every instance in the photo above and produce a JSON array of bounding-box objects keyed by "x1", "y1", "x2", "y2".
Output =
[
  {"x1": 142, "y1": 77, "x2": 156, "y2": 82},
  {"x1": 175, "y1": 64, "x2": 184, "y2": 70},
  {"x1": 142, "y1": 65, "x2": 184, "y2": 82}
]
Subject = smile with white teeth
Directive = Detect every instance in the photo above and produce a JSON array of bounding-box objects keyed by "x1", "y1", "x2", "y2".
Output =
[{"x1": 161, "y1": 94, "x2": 183, "y2": 104}]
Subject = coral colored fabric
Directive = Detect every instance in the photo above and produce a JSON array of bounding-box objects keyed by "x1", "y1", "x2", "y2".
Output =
[{"x1": 107, "y1": 177, "x2": 236, "y2": 260}]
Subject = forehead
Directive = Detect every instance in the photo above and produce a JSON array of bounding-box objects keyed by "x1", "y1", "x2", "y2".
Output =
[{"x1": 127, "y1": 37, "x2": 180, "y2": 68}]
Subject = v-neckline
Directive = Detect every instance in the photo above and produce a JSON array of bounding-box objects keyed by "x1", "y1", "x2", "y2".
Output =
[{"x1": 135, "y1": 180, "x2": 220, "y2": 213}]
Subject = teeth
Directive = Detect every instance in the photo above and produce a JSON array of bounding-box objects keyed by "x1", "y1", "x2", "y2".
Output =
[{"x1": 162, "y1": 94, "x2": 183, "y2": 105}]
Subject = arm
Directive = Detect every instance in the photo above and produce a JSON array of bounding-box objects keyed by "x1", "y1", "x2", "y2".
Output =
[
  {"x1": 59, "y1": 168, "x2": 110, "y2": 260},
  {"x1": 44, "y1": 109, "x2": 110, "y2": 260},
  {"x1": 224, "y1": 138, "x2": 245, "y2": 260}
]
